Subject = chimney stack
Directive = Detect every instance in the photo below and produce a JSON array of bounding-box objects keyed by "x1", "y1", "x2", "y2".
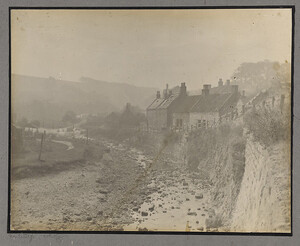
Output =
[
  {"x1": 164, "y1": 84, "x2": 169, "y2": 99},
  {"x1": 180, "y1": 82, "x2": 187, "y2": 96},
  {"x1": 156, "y1": 91, "x2": 161, "y2": 99},
  {"x1": 226, "y1": 79, "x2": 230, "y2": 86},
  {"x1": 202, "y1": 84, "x2": 211, "y2": 96},
  {"x1": 218, "y1": 78, "x2": 223, "y2": 87},
  {"x1": 203, "y1": 84, "x2": 211, "y2": 90}
]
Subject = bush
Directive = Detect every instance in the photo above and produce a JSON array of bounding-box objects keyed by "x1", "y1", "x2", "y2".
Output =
[{"x1": 244, "y1": 107, "x2": 290, "y2": 146}]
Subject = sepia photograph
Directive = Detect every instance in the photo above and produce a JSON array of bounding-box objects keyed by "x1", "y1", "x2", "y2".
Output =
[{"x1": 9, "y1": 8, "x2": 292, "y2": 233}]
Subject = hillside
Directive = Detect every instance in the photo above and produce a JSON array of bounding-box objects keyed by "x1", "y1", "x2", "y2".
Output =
[{"x1": 11, "y1": 74, "x2": 156, "y2": 123}]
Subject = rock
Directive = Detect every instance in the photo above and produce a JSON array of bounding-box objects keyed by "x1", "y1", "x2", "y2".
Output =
[
  {"x1": 183, "y1": 182, "x2": 188, "y2": 186},
  {"x1": 138, "y1": 227, "x2": 148, "y2": 231},
  {"x1": 186, "y1": 198, "x2": 190, "y2": 201},
  {"x1": 149, "y1": 205, "x2": 155, "y2": 212},
  {"x1": 133, "y1": 207, "x2": 139, "y2": 212},
  {"x1": 197, "y1": 227, "x2": 204, "y2": 231},
  {"x1": 163, "y1": 211, "x2": 167, "y2": 213},
  {"x1": 99, "y1": 189, "x2": 109, "y2": 194},
  {"x1": 187, "y1": 212, "x2": 197, "y2": 216},
  {"x1": 97, "y1": 211, "x2": 103, "y2": 216},
  {"x1": 141, "y1": 211, "x2": 148, "y2": 216},
  {"x1": 197, "y1": 208, "x2": 201, "y2": 210},
  {"x1": 86, "y1": 216, "x2": 92, "y2": 221},
  {"x1": 195, "y1": 194, "x2": 203, "y2": 199},
  {"x1": 196, "y1": 221, "x2": 199, "y2": 224},
  {"x1": 202, "y1": 214, "x2": 206, "y2": 216}
]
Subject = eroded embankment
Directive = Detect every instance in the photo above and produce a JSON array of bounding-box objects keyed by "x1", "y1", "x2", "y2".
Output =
[
  {"x1": 186, "y1": 125, "x2": 246, "y2": 231},
  {"x1": 230, "y1": 137, "x2": 291, "y2": 232}
]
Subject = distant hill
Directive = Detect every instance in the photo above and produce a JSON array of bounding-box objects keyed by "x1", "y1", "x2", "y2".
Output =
[{"x1": 11, "y1": 74, "x2": 157, "y2": 123}]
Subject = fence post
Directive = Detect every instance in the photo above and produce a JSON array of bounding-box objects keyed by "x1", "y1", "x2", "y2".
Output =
[{"x1": 38, "y1": 130, "x2": 46, "y2": 161}]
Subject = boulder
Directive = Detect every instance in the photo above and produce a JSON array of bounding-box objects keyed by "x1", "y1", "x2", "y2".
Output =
[
  {"x1": 149, "y1": 205, "x2": 155, "y2": 212},
  {"x1": 141, "y1": 211, "x2": 148, "y2": 216},
  {"x1": 195, "y1": 194, "x2": 203, "y2": 199}
]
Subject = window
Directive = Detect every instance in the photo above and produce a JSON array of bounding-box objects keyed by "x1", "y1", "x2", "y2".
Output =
[
  {"x1": 176, "y1": 119, "x2": 183, "y2": 128},
  {"x1": 202, "y1": 119, "x2": 206, "y2": 128},
  {"x1": 197, "y1": 120, "x2": 201, "y2": 128}
]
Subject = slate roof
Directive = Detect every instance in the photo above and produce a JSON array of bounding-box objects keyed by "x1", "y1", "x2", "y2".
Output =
[
  {"x1": 147, "y1": 84, "x2": 240, "y2": 116},
  {"x1": 209, "y1": 85, "x2": 235, "y2": 95},
  {"x1": 147, "y1": 86, "x2": 182, "y2": 110},
  {"x1": 190, "y1": 93, "x2": 233, "y2": 113},
  {"x1": 173, "y1": 95, "x2": 201, "y2": 113},
  {"x1": 147, "y1": 98, "x2": 166, "y2": 110},
  {"x1": 157, "y1": 94, "x2": 179, "y2": 109}
]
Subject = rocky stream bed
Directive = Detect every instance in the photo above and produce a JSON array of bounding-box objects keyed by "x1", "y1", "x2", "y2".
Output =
[{"x1": 11, "y1": 136, "x2": 214, "y2": 232}]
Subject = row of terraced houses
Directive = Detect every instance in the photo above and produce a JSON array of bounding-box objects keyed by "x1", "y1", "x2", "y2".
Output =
[{"x1": 146, "y1": 78, "x2": 246, "y2": 131}]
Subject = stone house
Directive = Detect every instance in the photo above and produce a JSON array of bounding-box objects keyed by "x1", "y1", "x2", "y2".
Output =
[
  {"x1": 172, "y1": 84, "x2": 240, "y2": 131},
  {"x1": 147, "y1": 79, "x2": 241, "y2": 131},
  {"x1": 146, "y1": 83, "x2": 187, "y2": 130}
]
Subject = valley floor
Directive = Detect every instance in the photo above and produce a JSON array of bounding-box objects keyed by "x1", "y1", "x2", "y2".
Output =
[{"x1": 11, "y1": 135, "x2": 214, "y2": 231}]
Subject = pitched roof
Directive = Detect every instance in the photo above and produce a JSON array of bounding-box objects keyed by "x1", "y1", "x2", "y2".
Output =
[
  {"x1": 147, "y1": 94, "x2": 179, "y2": 110},
  {"x1": 147, "y1": 98, "x2": 165, "y2": 110},
  {"x1": 190, "y1": 93, "x2": 234, "y2": 113},
  {"x1": 157, "y1": 94, "x2": 179, "y2": 109},
  {"x1": 209, "y1": 85, "x2": 235, "y2": 94},
  {"x1": 173, "y1": 95, "x2": 201, "y2": 113}
]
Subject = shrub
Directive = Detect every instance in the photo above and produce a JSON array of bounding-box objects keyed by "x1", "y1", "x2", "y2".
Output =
[{"x1": 244, "y1": 107, "x2": 290, "y2": 146}]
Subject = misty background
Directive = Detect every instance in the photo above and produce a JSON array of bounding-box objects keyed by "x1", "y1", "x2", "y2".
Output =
[{"x1": 11, "y1": 9, "x2": 291, "y2": 125}]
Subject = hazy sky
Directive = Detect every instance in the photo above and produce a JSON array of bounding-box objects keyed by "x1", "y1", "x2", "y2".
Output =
[{"x1": 11, "y1": 9, "x2": 292, "y2": 90}]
